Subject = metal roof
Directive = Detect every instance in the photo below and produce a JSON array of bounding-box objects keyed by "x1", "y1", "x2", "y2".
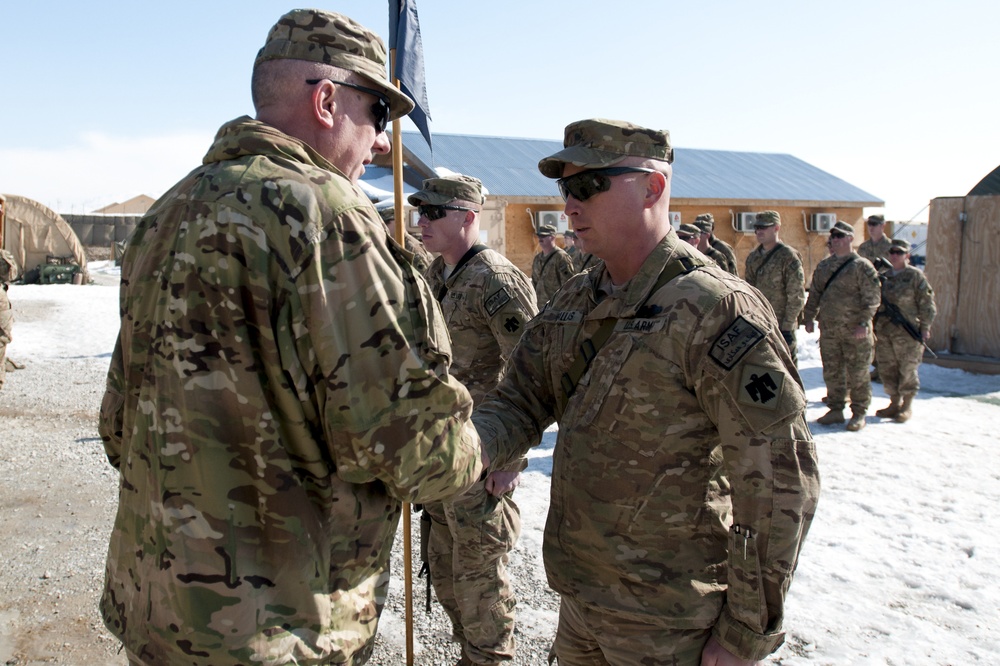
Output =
[{"x1": 369, "y1": 131, "x2": 882, "y2": 206}]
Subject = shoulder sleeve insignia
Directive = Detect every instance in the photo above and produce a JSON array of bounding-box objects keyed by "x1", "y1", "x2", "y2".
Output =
[
  {"x1": 709, "y1": 316, "x2": 765, "y2": 370},
  {"x1": 484, "y1": 286, "x2": 512, "y2": 317},
  {"x1": 737, "y1": 364, "x2": 785, "y2": 410}
]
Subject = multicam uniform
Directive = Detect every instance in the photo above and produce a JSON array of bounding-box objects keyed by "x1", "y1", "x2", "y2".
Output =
[
  {"x1": 858, "y1": 235, "x2": 892, "y2": 265},
  {"x1": 802, "y1": 252, "x2": 881, "y2": 415},
  {"x1": 702, "y1": 244, "x2": 731, "y2": 272},
  {"x1": 531, "y1": 246, "x2": 575, "y2": 308},
  {"x1": 710, "y1": 236, "x2": 739, "y2": 275},
  {"x1": 874, "y1": 266, "x2": 936, "y2": 400},
  {"x1": 99, "y1": 116, "x2": 483, "y2": 666},
  {"x1": 402, "y1": 231, "x2": 434, "y2": 274},
  {"x1": 423, "y1": 249, "x2": 537, "y2": 664},
  {"x1": 474, "y1": 233, "x2": 820, "y2": 662},
  {"x1": 573, "y1": 251, "x2": 599, "y2": 274},
  {"x1": 0, "y1": 250, "x2": 16, "y2": 390},
  {"x1": 744, "y1": 242, "x2": 806, "y2": 365}
]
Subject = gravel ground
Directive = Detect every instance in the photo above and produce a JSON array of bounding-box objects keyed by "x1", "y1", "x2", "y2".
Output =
[{"x1": 0, "y1": 257, "x2": 560, "y2": 665}]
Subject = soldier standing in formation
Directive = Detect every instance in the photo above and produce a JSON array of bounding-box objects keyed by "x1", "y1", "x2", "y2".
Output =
[
  {"x1": 873, "y1": 238, "x2": 936, "y2": 423},
  {"x1": 562, "y1": 229, "x2": 580, "y2": 264},
  {"x1": 473, "y1": 118, "x2": 819, "y2": 666},
  {"x1": 694, "y1": 213, "x2": 739, "y2": 275},
  {"x1": 676, "y1": 222, "x2": 702, "y2": 247},
  {"x1": 375, "y1": 198, "x2": 434, "y2": 273},
  {"x1": 411, "y1": 174, "x2": 537, "y2": 665},
  {"x1": 744, "y1": 210, "x2": 806, "y2": 365},
  {"x1": 803, "y1": 220, "x2": 882, "y2": 431},
  {"x1": 694, "y1": 222, "x2": 733, "y2": 271},
  {"x1": 858, "y1": 214, "x2": 892, "y2": 264},
  {"x1": 531, "y1": 223, "x2": 575, "y2": 308},
  {"x1": 98, "y1": 10, "x2": 484, "y2": 665}
]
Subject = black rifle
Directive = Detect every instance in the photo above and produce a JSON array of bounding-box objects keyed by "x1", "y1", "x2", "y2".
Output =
[{"x1": 873, "y1": 259, "x2": 938, "y2": 358}]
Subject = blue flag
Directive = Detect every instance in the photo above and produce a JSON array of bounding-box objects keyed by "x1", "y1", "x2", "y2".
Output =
[{"x1": 389, "y1": 0, "x2": 432, "y2": 150}]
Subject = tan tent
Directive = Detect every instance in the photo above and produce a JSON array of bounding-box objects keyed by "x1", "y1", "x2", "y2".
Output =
[{"x1": 1, "y1": 194, "x2": 89, "y2": 283}]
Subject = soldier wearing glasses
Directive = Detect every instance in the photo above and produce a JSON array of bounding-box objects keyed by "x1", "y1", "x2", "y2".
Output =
[
  {"x1": 873, "y1": 238, "x2": 936, "y2": 423},
  {"x1": 858, "y1": 214, "x2": 892, "y2": 265},
  {"x1": 531, "y1": 223, "x2": 575, "y2": 308},
  {"x1": 803, "y1": 221, "x2": 882, "y2": 431},
  {"x1": 411, "y1": 175, "x2": 536, "y2": 665},
  {"x1": 98, "y1": 10, "x2": 484, "y2": 665},
  {"x1": 472, "y1": 119, "x2": 819, "y2": 666}
]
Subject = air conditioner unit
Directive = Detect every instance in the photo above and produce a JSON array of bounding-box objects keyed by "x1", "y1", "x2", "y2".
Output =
[
  {"x1": 809, "y1": 213, "x2": 837, "y2": 232},
  {"x1": 734, "y1": 212, "x2": 757, "y2": 233},
  {"x1": 535, "y1": 210, "x2": 569, "y2": 234},
  {"x1": 669, "y1": 211, "x2": 682, "y2": 230}
]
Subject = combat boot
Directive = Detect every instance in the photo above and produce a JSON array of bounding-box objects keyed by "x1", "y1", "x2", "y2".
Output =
[
  {"x1": 846, "y1": 410, "x2": 867, "y2": 431},
  {"x1": 895, "y1": 395, "x2": 914, "y2": 423},
  {"x1": 875, "y1": 396, "x2": 900, "y2": 418},
  {"x1": 816, "y1": 409, "x2": 845, "y2": 425}
]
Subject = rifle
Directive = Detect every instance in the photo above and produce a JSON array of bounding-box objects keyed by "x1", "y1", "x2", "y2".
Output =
[{"x1": 873, "y1": 259, "x2": 938, "y2": 358}]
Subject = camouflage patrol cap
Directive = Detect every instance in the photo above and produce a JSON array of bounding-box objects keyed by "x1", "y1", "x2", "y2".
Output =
[
  {"x1": 830, "y1": 220, "x2": 855, "y2": 236},
  {"x1": 890, "y1": 238, "x2": 911, "y2": 252},
  {"x1": 677, "y1": 223, "x2": 701, "y2": 239},
  {"x1": 754, "y1": 210, "x2": 780, "y2": 228},
  {"x1": 564, "y1": 230, "x2": 577, "y2": 239},
  {"x1": 255, "y1": 9, "x2": 414, "y2": 120},
  {"x1": 538, "y1": 119, "x2": 673, "y2": 179},
  {"x1": 867, "y1": 214, "x2": 885, "y2": 225},
  {"x1": 536, "y1": 224, "x2": 557, "y2": 237},
  {"x1": 408, "y1": 174, "x2": 485, "y2": 206},
  {"x1": 693, "y1": 213, "x2": 714, "y2": 231}
]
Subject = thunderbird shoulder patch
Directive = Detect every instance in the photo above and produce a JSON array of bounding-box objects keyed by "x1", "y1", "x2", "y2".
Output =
[
  {"x1": 737, "y1": 364, "x2": 785, "y2": 410},
  {"x1": 709, "y1": 316, "x2": 765, "y2": 370}
]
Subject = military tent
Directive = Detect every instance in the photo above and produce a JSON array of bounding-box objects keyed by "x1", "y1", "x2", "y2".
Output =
[{"x1": 1, "y1": 194, "x2": 89, "y2": 283}]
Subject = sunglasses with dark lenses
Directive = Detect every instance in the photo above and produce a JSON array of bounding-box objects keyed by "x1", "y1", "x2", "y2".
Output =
[
  {"x1": 306, "y1": 78, "x2": 391, "y2": 133},
  {"x1": 829, "y1": 232, "x2": 847, "y2": 239},
  {"x1": 556, "y1": 167, "x2": 657, "y2": 202},
  {"x1": 867, "y1": 220, "x2": 884, "y2": 226},
  {"x1": 889, "y1": 248, "x2": 906, "y2": 255},
  {"x1": 417, "y1": 204, "x2": 477, "y2": 221}
]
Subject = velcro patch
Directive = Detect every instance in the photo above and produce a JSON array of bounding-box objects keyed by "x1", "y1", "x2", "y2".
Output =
[
  {"x1": 709, "y1": 316, "x2": 765, "y2": 370},
  {"x1": 539, "y1": 309, "x2": 585, "y2": 324},
  {"x1": 616, "y1": 318, "x2": 665, "y2": 334},
  {"x1": 737, "y1": 364, "x2": 785, "y2": 410},
  {"x1": 484, "y1": 287, "x2": 512, "y2": 317}
]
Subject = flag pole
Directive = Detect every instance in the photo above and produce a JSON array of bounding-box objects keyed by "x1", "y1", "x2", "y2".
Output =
[{"x1": 389, "y1": 48, "x2": 414, "y2": 666}]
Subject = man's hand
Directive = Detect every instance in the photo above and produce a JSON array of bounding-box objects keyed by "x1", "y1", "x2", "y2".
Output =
[
  {"x1": 485, "y1": 470, "x2": 520, "y2": 497},
  {"x1": 700, "y1": 636, "x2": 759, "y2": 666}
]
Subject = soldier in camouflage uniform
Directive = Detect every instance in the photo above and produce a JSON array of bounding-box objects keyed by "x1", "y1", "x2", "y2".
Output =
[
  {"x1": 694, "y1": 213, "x2": 739, "y2": 275},
  {"x1": 0, "y1": 195, "x2": 15, "y2": 391},
  {"x1": 858, "y1": 214, "x2": 892, "y2": 264},
  {"x1": 676, "y1": 222, "x2": 701, "y2": 246},
  {"x1": 744, "y1": 211, "x2": 806, "y2": 366},
  {"x1": 375, "y1": 198, "x2": 434, "y2": 273},
  {"x1": 473, "y1": 119, "x2": 820, "y2": 666},
  {"x1": 563, "y1": 229, "x2": 580, "y2": 264},
  {"x1": 531, "y1": 223, "x2": 575, "y2": 308},
  {"x1": 803, "y1": 220, "x2": 882, "y2": 431},
  {"x1": 695, "y1": 224, "x2": 734, "y2": 272},
  {"x1": 873, "y1": 238, "x2": 936, "y2": 423},
  {"x1": 410, "y1": 175, "x2": 537, "y2": 665},
  {"x1": 98, "y1": 11, "x2": 484, "y2": 666}
]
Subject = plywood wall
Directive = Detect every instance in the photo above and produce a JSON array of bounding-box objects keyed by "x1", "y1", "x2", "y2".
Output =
[{"x1": 925, "y1": 198, "x2": 963, "y2": 353}]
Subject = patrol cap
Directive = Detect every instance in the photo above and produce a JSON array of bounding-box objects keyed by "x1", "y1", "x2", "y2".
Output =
[
  {"x1": 564, "y1": 230, "x2": 577, "y2": 239},
  {"x1": 255, "y1": 9, "x2": 414, "y2": 121},
  {"x1": 536, "y1": 224, "x2": 557, "y2": 237},
  {"x1": 538, "y1": 118, "x2": 673, "y2": 179},
  {"x1": 829, "y1": 220, "x2": 855, "y2": 237},
  {"x1": 867, "y1": 214, "x2": 885, "y2": 225},
  {"x1": 890, "y1": 238, "x2": 911, "y2": 252},
  {"x1": 693, "y1": 213, "x2": 714, "y2": 231},
  {"x1": 677, "y1": 223, "x2": 701, "y2": 240},
  {"x1": 754, "y1": 210, "x2": 780, "y2": 228},
  {"x1": 407, "y1": 174, "x2": 485, "y2": 206}
]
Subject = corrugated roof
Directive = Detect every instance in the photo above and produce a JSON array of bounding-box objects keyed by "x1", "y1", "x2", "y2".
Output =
[{"x1": 375, "y1": 131, "x2": 882, "y2": 205}]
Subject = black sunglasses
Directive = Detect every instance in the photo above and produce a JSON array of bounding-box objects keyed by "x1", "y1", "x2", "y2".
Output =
[
  {"x1": 829, "y1": 231, "x2": 847, "y2": 239},
  {"x1": 867, "y1": 221, "x2": 884, "y2": 226},
  {"x1": 417, "y1": 204, "x2": 478, "y2": 221},
  {"x1": 306, "y1": 78, "x2": 390, "y2": 133},
  {"x1": 556, "y1": 167, "x2": 657, "y2": 202},
  {"x1": 888, "y1": 248, "x2": 906, "y2": 255}
]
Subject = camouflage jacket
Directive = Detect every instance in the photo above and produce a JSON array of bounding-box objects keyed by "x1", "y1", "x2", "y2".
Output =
[
  {"x1": 744, "y1": 243, "x2": 806, "y2": 331},
  {"x1": 875, "y1": 266, "x2": 936, "y2": 337},
  {"x1": 702, "y1": 245, "x2": 731, "y2": 273},
  {"x1": 425, "y1": 248, "x2": 537, "y2": 406},
  {"x1": 474, "y1": 232, "x2": 820, "y2": 661},
  {"x1": 0, "y1": 288, "x2": 11, "y2": 345},
  {"x1": 98, "y1": 116, "x2": 482, "y2": 666},
  {"x1": 858, "y1": 235, "x2": 892, "y2": 265},
  {"x1": 531, "y1": 247, "x2": 575, "y2": 308},
  {"x1": 802, "y1": 252, "x2": 881, "y2": 332},
  {"x1": 574, "y1": 250, "x2": 600, "y2": 274},
  {"x1": 402, "y1": 231, "x2": 433, "y2": 273},
  {"x1": 710, "y1": 235, "x2": 739, "y2": 275}
]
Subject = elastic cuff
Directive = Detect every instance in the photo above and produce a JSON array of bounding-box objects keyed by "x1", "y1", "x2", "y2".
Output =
[{"x1": 712, "y1": 608, "x2": 784, "y2": 661}]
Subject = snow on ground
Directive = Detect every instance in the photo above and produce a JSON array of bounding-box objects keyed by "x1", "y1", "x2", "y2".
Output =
[{"x1": 6, "y1": 262, "x2": 1000, "y2": 664}]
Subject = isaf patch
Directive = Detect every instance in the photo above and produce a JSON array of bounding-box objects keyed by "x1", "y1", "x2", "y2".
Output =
[
  {"x1": 737, "y1": 364, "x2": 785, "y2": 410},
  {"x1": 709, "y1": 316, "x2": 765, "y2": 370},
  {"x1": 484, "y1": 286, "x2": 512, "y2": 317}
]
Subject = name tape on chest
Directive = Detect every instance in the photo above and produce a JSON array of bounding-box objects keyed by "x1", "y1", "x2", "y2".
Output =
[
  {"x1": 539, "y1": 309, "x2": 585, "y2": 325},
  {"x1": 615, "y1": 318, "x2": 666, "y2": 334},
  {"x1": 710, "y1": 316, "x2": 766, "y2": 370}
]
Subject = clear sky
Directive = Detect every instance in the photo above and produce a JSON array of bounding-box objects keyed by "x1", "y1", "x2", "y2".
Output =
[{"x1": 2, "y1": 0, "x2": 998, "y2": 222}]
